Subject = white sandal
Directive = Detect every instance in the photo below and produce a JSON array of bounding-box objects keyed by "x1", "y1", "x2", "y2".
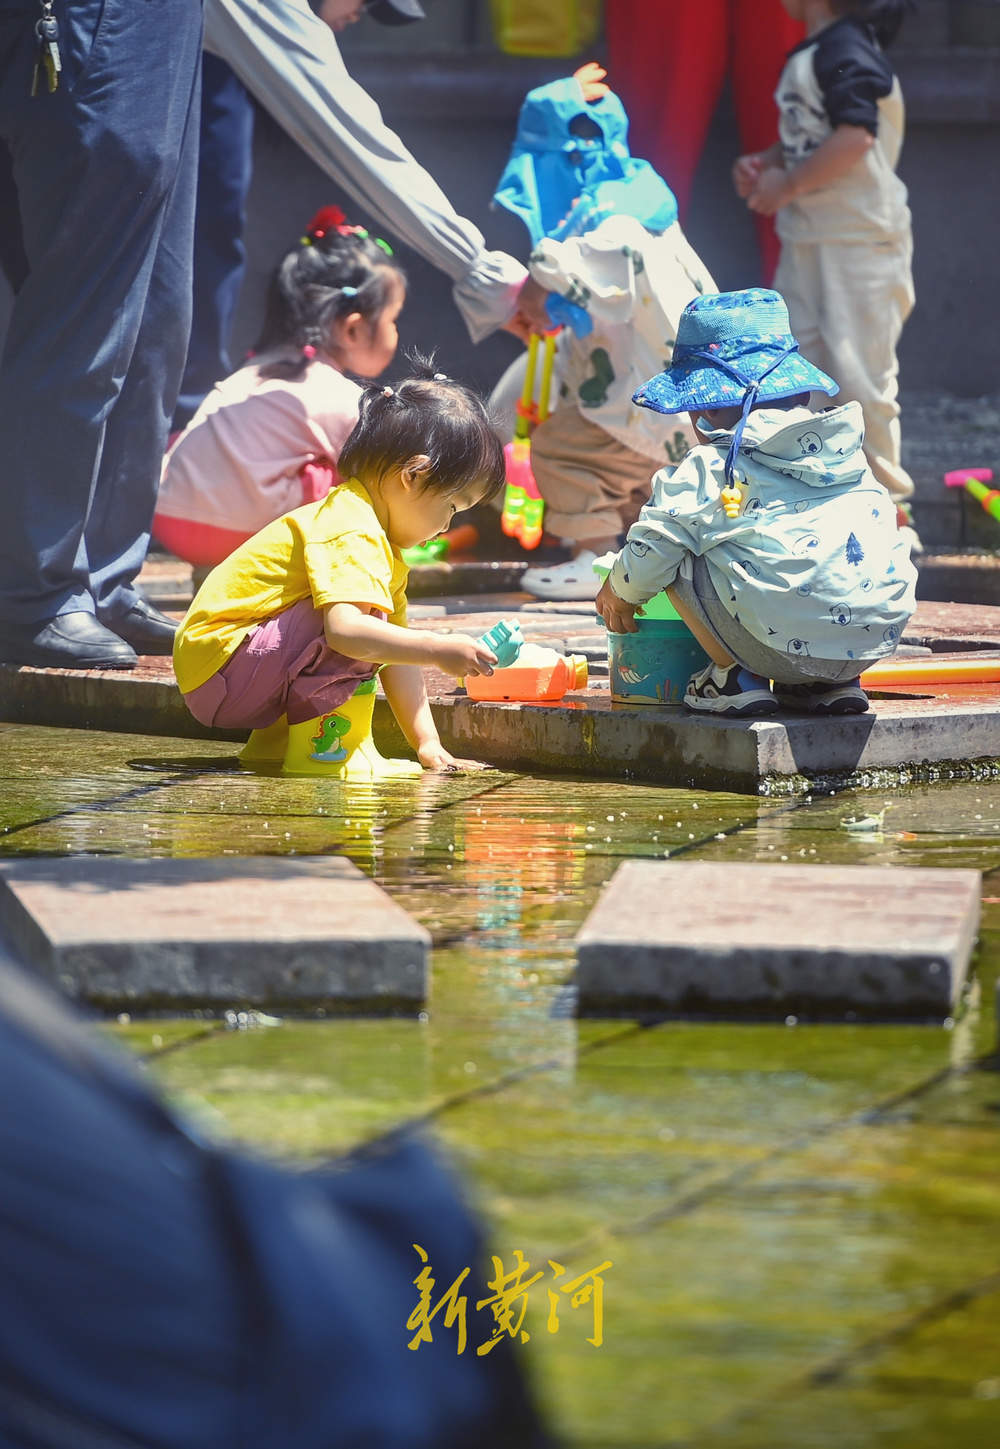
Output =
[{"x1": 521, "y1": 550, "x2": 599, "y2": 601}]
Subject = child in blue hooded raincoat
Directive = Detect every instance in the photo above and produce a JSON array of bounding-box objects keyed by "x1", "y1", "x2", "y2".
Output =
[
  {"x1": 493, "y1": 68, "x2": 716, "y2": 601},
  {"x1": 595, "y1": 288, "x2": 917, "y2": 718}
]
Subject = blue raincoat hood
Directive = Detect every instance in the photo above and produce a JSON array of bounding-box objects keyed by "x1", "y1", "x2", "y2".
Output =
[{"x1": 493, "y1": 76, "x2": 678, "y2": 246}]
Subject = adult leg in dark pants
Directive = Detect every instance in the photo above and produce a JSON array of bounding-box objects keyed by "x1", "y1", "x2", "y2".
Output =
[
  {"x1": 173, "y1": 52, "x2": 256, "y2": 432},
  {"x1": 0, "y1": 137, "x2": 28, "y2": 293},
  {"x1": 0, "y1": 0, "x2": 203, "y2": 669}
]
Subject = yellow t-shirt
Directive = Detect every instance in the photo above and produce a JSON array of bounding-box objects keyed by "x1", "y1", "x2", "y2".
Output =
[{"x1": 173, "y1": 477, "x2": 408, "y2": 695}]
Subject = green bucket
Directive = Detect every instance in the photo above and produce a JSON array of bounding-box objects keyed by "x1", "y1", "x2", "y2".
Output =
[
  {"x1": 593, "y1": 555, "x2": 708, "y2": 704},
  {"x1": 607, "y1": 616, "x2": 708, "y2": 704}
]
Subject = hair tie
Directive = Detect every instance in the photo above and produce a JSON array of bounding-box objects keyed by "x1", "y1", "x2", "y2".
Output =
[
  {"x1": 432, "y1": 372, "x2": 448, "y2": 382},
  {"x1": 382, "y1": 386, "x2": 394, "y2": 397},
  {"x1": 302, "y1": 344, "x2": 317, "y2": 360},
  {"x1": 341, "y1": 285, "x2": 358, "y2": 298}
]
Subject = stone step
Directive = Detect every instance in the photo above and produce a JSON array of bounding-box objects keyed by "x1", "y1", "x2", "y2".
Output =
[
  {"x1": 916, "y1": 553, "x2": 1000, "y2": 609},
  {"x1": 143, "y1": 549, "x2": 1000, "y2": 617},
  {"x1": 138, "y1": 554, "x2": 534, "y2": 610},
  {"x1": 4, "y1": 597, "x2": 1000, "y2": 792},
  {"x1": 574, "y1": 860, "x2": 981, "y2": 1020},
  {"x1": 4, "y1": 649, "x2": 1000, "y2": 792},
  {"x1": 0, "y1": 856, "x2": 429, "y2": 1013}
]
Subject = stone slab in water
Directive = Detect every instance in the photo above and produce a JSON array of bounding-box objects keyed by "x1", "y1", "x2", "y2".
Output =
[
  {"x1": 575, "y1": 860, "x2": 980, "y2": 1019},
  {"x1": 0, "y1": 856, "x2": 429, "y2": 1012}
]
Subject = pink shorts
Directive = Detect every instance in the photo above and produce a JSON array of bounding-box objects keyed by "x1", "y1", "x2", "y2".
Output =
[{"x1": 182, "y1": 596, "x2": 378, "y2": 728}]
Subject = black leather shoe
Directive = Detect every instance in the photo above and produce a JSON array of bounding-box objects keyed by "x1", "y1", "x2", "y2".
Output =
[
  {"x1": 0, "y1": 612, "x2": 137, "y2": 669},
  {"x1": 103, "y1": 599, "x2": 178, "y2": 655}
]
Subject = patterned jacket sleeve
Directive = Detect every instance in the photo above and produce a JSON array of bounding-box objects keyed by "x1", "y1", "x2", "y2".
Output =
[{"x1": 608, "y1": 449, "x2": 720, "y2": 603}]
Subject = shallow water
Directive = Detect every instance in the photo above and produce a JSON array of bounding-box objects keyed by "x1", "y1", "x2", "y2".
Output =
[{"x1": 2, "y1": 721, "x2": 1000, "y2": 1447}]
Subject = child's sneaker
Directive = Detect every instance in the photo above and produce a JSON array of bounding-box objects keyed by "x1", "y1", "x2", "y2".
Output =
[
  {"x1": 683, "y1": 661, "x2": 778, "y2": 717},
  {"x1": 774, "y1": 679, "x2": 870, "y2": 715}
]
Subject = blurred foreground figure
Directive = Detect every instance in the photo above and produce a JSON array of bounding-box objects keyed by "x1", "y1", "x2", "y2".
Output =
[
  {"x1": 0, "y1": 953, "x2": 553, "y2": 1448},
  {"x1": 0, "y1": 0, "x2": 202, "y2": 669}
]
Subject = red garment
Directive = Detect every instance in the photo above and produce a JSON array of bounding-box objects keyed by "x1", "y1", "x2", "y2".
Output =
[
  {"x1": 153, "y1": 460, "x2": 340, "y2": 568},
  {"x1": 605, "y1": 0, "x2": 804, "y2": 280}
]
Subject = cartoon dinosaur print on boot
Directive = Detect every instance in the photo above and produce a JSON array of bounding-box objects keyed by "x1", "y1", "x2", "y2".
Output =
[
  {"x1": 578, "y1": 347, "x2": 615, "y2": 407},
  {"x1": 310, "y1": 711, "x2": 351, "y2": 762}
]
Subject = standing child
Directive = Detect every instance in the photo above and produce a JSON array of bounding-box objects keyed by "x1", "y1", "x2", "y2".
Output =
[
  {"x1": 173, "y1": 366, "x2": 504, "y2": 778},
  {"x1": 494, "y1": 66, "x2": 716, "y2": 601},
  {"x1": 734, "y1": 0, "x2": 917, "y2": 536},
  {"x1": 595, "y1": 289, "x2": 917, "y2": 718},
  {"x1": 154, "y1": 207, "x2": 405, "y2": 568}
]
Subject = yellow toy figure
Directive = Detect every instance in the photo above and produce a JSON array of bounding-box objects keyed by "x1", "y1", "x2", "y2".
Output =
[
  {"x1": 174, "y1": 368, "x2": 506, "y2": 780},
  {"x1": 501, "y1": 330, "x2": 557, "y2": 550},
  {"x1": 720, "y1": 480, "x2": 743, "y2": 519}
]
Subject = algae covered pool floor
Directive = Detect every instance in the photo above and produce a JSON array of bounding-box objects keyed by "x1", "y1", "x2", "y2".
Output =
[{"x1": 2, "y1": 722, "x2": 1000, "y2": 1447}]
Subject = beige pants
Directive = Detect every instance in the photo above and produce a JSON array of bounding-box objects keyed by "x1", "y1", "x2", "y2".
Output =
[
  {"x1": 530, "y1": 406, "x2": 658, "y2": 543},
  {"x1": 776, "y1": 233, "x2": 915, "y2": 502}
]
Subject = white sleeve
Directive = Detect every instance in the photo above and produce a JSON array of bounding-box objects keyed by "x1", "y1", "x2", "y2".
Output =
[
  {"x1": 204, "y1": 0, "x2": 526, "y2": 342},
  {"x1": 527, "y1": 216, "x2": 651, "y2": 327},
  {"x1": 608, "y1": 451, "x2": 719, "y2": 603}
]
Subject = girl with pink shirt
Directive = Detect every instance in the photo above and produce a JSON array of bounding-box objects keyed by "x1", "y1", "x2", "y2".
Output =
[{"x1": 154, "y1": 207, "x2": 405, "y2": 568}]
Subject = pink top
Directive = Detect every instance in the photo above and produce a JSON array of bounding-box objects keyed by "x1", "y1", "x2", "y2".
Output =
[{"x1": 156, "y1": 352, "x2": 362, "y2": 536}]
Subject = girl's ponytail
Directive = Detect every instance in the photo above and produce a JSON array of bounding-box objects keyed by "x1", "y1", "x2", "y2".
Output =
[
  {"x1": 339, "y1": 353, "x2": 506, "y2": 503},
  {"x1": 253, "y1": 206, "x2": 404, "y2": 381}
]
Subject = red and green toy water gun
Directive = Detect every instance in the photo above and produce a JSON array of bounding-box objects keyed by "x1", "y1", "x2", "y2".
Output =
[{"x1": 501, "y1": 330, "x2": 557, "y2": 551}]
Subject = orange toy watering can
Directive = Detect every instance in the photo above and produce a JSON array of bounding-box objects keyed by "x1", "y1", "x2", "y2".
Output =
[{"x1": 466, "y1": 643, "x2": 588, "y2": 702}]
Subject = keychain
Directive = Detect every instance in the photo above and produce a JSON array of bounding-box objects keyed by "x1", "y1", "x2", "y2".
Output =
[{"x1": 31, "y1": 1, "x2": 62, "y2": 96}]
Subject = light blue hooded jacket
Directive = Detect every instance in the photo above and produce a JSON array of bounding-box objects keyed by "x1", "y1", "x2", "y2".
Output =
[{"x1": 608, "y1": 402, "x2": 917, "y2": 664}]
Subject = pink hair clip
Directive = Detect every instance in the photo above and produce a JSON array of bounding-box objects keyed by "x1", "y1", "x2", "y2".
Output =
[{"x1": 302, "y1": 344, "x2": 317, "y2": 360}]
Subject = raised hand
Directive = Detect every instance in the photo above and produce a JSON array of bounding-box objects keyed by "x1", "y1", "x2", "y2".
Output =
[
  {"x1": 574, "y1": 61, "x2": 610, "y2": 103},
  {"x1": 732, "y1": 151, "x2": 764, "y2": 199}
]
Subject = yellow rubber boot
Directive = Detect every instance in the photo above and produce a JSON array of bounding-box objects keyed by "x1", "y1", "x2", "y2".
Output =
[
  {"x1": 281, "y1": 681, "x2": 422, "y2": 779},
  {"x1": 238, "y1": 715, "x2": 289, "y2": 767}
]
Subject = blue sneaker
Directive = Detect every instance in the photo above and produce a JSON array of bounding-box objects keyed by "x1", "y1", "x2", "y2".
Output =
[{"x1": 683, "y1": 661, "x2": 778, "y2": 718}]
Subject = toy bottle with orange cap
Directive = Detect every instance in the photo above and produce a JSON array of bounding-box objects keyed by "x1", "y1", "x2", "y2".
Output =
[{"x1": 466, "y1": 643, "x2": 588, "y2": 702}]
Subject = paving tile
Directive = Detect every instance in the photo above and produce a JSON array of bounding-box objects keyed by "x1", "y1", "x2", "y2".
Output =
[
  {"x1": 575, "y1": 861, "x2": 981, "y2": 1019},
  {"x1": 0, "y1": 855, "x2": 429, "y2": 1011}
]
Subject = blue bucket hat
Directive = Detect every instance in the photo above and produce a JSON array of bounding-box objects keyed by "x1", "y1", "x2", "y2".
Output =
[
  {"x1": 633, "y1": 289, "x2": 838, "y2": 482},
  {"x1": 493, "y1": 76, "x2": 678, "y2": 247}
]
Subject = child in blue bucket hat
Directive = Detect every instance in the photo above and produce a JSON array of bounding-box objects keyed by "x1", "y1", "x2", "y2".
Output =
[
  {"x1": 492, "y1": 66, "x2": 715, "y2": 601},
  {"x1": 595, "y1": 288, "x2": 917, "y2": 717}
]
